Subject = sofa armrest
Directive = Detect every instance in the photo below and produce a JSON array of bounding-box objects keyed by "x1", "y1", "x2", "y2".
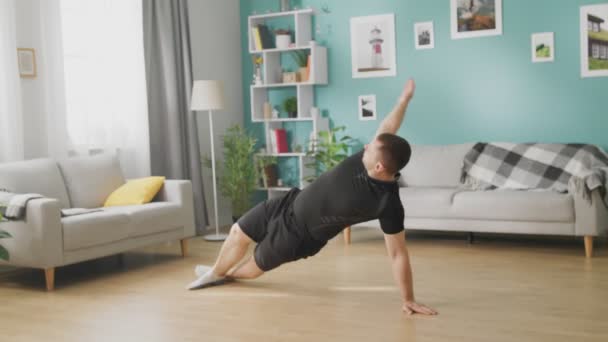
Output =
[
  {"x1": 154, "y1": 180, "x2": 196, "y2": 238},
  {"x1": 574, "y1": 188, "x2": 608, "y2": 237},
  {"x1": 0, "y1": 198, "x2": 63, "y2": 268}
]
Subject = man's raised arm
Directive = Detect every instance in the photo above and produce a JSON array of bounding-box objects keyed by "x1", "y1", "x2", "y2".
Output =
[{"x1": 375, "y1": 79, "x2": 416, "y2": 137}]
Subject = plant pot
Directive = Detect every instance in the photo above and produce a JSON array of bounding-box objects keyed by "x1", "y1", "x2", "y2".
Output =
[
  {"x1": 264, "y1": 164, "x2": 278, "y2": 187},
  {"x1": 275, "y1": 34, "x2": 291, "y2": 49},
  {"x1": 298, "y1": 67, "x2": 308, "y2": 82}
]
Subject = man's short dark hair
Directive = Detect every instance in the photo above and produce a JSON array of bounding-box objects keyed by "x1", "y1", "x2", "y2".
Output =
[{"x1": 376, "y1": 133, "x2": 412, "y2": 175}]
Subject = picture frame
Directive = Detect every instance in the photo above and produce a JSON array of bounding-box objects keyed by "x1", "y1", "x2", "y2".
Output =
[
  {"x1": 451, "y1": 0, "x2": 503, "y2": 40},
  {"x1": 531, "y1": 32, "x2": 555, "y2": 63},
  {"x1": 415, "y1": 21, "x2": 435, "y2": 50},
  {"x1": 580, "y1": 4, "x2": 608, "y2": 78},
  {"x1": 358, "y1": 95, "x2": 377, "y2": 121},
  {"x1": 17, "y1": 48, "x2": 37, "y2": 78},
  {"x1": 350, "y1": 14, "x2": 397, "y2": 78}
]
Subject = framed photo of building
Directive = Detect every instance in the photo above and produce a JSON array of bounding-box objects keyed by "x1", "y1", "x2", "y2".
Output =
[
  {"x1": 531, "y1": 32, "x2": 555, "y2": 63},
  {"x1": 580, "y1": 4, "x2": 608, "y2": 78},
  {"x1": 415, "y1": 21, "x2": 435, "y2": 50},
  {"x1": 350, "y1": 14, "x2": 397, "y2": 78},
  {"x1": 451, "y1": 0, "x2": 503, "y2": 40},
  {"x1": 17, "y1": 48, "x2": 37, "y2": 78},
  {"x1": 358, "y1": 95, "x2": 377, "y2": 121}
]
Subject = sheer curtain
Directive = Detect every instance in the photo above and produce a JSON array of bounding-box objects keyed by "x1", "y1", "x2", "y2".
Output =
[
  {"x1": 59, "y1": 0, "x2": 150, "y2": 178},
  {"x1": 0, "y1": 0, "x2": 25, "y2": 162}
]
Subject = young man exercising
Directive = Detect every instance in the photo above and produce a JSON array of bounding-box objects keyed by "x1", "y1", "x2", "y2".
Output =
[{"x1": 188, "y1": 79, "x2": 438, "y2": 316}]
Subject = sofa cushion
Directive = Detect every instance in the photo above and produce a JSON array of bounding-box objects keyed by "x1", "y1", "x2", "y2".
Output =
[
  {"x1": 400, "y1": 143, "x2": 474, "y2": 187},
  {"x1": 62, "y1": 210, "x2": 130, "y2": 251},
  {"x1": 400, "y1": 187, "x2": 465, "y2": 218},
  {"x1": 0, "y1": 158, "x2": 71, "y2": 209},
  {"x1": 104, "y1": 177, "x2": 166, "y2": 207},
  {"x1": 104, "y1": 202, "x2": 183, "y2": 238},
  {"x1": 451, "y1": 190, "x2": 574, "y2": 222},
  {"x1": 58, "y1": 154, "x2": 125, "y2": 208}
]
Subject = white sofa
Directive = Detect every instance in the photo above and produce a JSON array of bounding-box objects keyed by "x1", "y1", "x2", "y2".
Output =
[
  {"x1": 0, "y1": 154, "x2": 196, "y2": 290},
  {"x1": 354, "y1": 143, "x2": 608, "y2": 257}
]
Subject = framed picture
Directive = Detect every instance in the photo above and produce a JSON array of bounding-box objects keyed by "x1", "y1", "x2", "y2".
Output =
[
  {"x1": 358, "y1": 95, "x2": 377, "y2": 121},
  {"x1": 415, "y1": 21, "x2": 435, "y2": 50},
  {"x1": 17, "y1": 48, "x2": 37, "y2": 78},
  {"x1": 580, "y1": 4, "x2": 608, "y2": 78},
  {"x1": 451, "y1": 0, "x2": 502, "y2": 40},
  {"x1": 350, "y1": 14, "x2": 397, "y2": 78},
  {"x1": 531, "y1": 32, "x2": 555, "y2": 63}
]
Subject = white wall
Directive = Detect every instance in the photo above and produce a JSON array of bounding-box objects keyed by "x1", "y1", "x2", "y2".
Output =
[
  {"x1": 14, "y1": 0, "x2": 47, "y2": 159},
  {"x1": 188, "y1": 0, "x2": 244, "y2": 228}
]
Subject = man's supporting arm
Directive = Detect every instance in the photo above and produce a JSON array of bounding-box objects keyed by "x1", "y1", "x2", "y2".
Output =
[
  {"x1": 384, "y1": 231, "x2": 438, "y2": 315},
  {"x1": 375, "y1": 79, "x2": 416, "y2": 137}
]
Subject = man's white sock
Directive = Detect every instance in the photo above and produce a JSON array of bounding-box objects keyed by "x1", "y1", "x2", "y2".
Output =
[{"x1": 186, "y1": 270, "x2": 224, "y2": 290}]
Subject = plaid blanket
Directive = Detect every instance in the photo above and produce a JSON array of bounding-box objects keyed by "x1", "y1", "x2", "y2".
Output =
[{"x1": 460, "y1": 143, "x2": 608, "y2": 203}]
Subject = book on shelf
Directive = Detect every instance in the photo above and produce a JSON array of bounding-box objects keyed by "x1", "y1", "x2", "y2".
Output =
[
  {"x1": 275, "y1": 129, "x2": 288, "y2": 153},
  {"x1": 258, "y1": 24, "x2": 275, "y2": 49},
  {"x1": 251, "y1": 26, "x2": 263, "y2": 51}
]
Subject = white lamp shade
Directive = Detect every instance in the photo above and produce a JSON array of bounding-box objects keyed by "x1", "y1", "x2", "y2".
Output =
[{"x1": 191, "y1": 80, "x2": 225, "y2": 111}]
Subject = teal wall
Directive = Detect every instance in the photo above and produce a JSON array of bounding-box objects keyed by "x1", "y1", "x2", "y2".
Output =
[{"x1": 240, "y1": 0, "x2": 608, "y2": 152}]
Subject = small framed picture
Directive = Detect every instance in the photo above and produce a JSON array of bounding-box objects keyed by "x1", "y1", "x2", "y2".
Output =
[
  {"x1": 451, "y1": 0, "x2": 503, "y2": 40},
  {"x1": 350, "y1": 14, "x2": 397, "y2": 78},
  {"x1": 415, "y1": 21, "x2": 435, "y2": 50},
  {"x1": 580, "y1": 4, "x2": 608, "y2": 78},
  {"x1": 531, "y1": 32, "x2": 555, "y2": 63},
  {"x1": 17, "y1": 48, "x2": 37, "y2": 78},
  {"x1": 358, "y1": 95, "x2": 377, "y2": 121}
]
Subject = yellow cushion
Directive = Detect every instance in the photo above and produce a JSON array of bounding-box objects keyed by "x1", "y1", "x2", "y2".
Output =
[{"x1": 104, "y1": 176, "x2": 166, "y2": 207}]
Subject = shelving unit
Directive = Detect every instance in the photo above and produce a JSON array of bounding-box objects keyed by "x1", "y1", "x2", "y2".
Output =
[{"x1": 248, "y1": 8, "x2": 329, "y2": 199}]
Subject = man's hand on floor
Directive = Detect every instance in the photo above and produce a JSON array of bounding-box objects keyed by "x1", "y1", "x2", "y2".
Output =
[{"x1": 402, "y1": 300, "x2": 438, "y2": 316}]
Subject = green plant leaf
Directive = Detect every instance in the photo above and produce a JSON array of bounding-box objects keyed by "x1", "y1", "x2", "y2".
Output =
[
  {"x1": 0, "y1": 231, "x2": 11, "y2": 239},
  {"x1": 0, "y1": 244, "x2": 9, "y2": 261}
]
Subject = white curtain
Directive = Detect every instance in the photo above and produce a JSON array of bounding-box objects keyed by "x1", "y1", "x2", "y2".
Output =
[
  {"x1": 59, "y1": 0, "x2": 151, "y2": 178},
  {"x1": 0, "y1": 0, "x2": 25, "y2": 162}
]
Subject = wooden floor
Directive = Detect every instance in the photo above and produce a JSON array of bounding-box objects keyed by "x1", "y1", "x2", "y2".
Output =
[{"x1": 1, "y1": 228, "x2": 607, "y2": 342}]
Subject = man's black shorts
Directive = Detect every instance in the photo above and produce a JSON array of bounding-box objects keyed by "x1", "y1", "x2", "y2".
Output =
[{"x1": 237, "y1": 188, "x2": 327, "y2": 272}]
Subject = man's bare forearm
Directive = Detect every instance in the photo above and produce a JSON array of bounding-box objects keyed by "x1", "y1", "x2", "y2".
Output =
[
  {"x1": 375, "y1": 99, "x2": 410, "y2": 137},
  {"x1": 390, "y1": 251, "x2": 415, "y2": 302}
]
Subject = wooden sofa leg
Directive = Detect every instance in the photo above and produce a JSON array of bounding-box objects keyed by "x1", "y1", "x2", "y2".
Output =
[
  {"x1": 584, "y1": 236, "x2": 593, "y2": 258},
  {"x1": 180, "y1": 239, "x2": 189, "y2": 257},
  {"x1": 45, "y1": 268, "x2": 55, "y2": 291},
  {"x1": 343, "y1": 226, "x2": 351, "y2": 245}
]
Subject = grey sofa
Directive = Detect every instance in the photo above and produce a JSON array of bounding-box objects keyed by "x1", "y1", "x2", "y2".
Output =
[
  {"x1": 353, "y1": 143, "x2": 608, "y2": 257},
  {"x1": 0, "y1": 154, "x2": 196, "y2": 290}
]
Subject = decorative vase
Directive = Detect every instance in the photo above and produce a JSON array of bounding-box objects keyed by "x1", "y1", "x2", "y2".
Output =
[
  {"x1": 275, "y1": 34, "x2": 291, "y2": 49},
  {"x1": 264, "y1": 165, "x2": 278, "y2": 187}
]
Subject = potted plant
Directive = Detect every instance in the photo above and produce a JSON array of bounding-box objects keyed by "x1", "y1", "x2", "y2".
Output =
[
  {"x1": 283, "y1": 96, "x2": 298, "y2": 118},
  {"x1": 305, "y1": 126, "x2": 353, "y2": 183},
  {"x1": 289, "y1": 50, "x2": 309, "y2": 82},
  {"x1": 255, "y1": 155, "x2": 278, "y2": 188},
  {"x1": 0, "y1": 206, "x2": 11, "y2": 261},
  {"x1": 203, "y1": 125, "x2": 258, "y2": 222},
  {"x1": 274, "y1": 29, "x2": 291, "y2": 49}
]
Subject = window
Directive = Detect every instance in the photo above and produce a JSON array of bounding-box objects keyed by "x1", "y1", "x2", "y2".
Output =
[
  {"x1": 592, "y1": 44, "x2": 600, "y2": 58},
  {"x1": 601, "y1": 45, "x2": 607, "y2": 59}
]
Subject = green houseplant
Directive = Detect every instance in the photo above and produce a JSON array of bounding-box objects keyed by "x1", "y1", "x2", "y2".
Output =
[
  {"x1": 0, "y1": 206, "x2": 11, "y2": 261},
  {"x1": 304, "y1": 126, "x2": 353, "y2": 183},
  {"x1": 283, "y1": 96, "x2": 298, "y2": 118},
  {"x1": 289, "y1": 50, "x2": 309, "y2": 82},
  {"x1": 255, "y1": 155, "x2": 278, "y2": 188},
  {"x1": 203, "y1": 125, "x2": 258, "y2": 221}
]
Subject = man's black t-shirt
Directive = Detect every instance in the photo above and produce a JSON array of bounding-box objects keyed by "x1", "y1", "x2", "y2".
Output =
[{"x1": 292, "y1": 149, "x2": 405, "y2": 242}]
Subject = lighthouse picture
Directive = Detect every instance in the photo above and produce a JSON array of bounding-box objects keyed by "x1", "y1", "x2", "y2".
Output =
[{"x1": 350, "y1": 14, "x2": 397, "y2": 78}]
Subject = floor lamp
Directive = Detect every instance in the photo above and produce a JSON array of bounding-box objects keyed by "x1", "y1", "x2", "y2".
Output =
[{"x1": 191, "y1": 80, "x2": 227, "y2": 241}]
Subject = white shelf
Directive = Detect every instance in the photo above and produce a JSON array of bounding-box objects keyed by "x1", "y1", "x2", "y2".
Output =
[
  {"x1": 257, "y1": 152, "x2": 306, "y2": 157},
  {"x1": 252, "y1": 82, "x2": 314, "y2": 89},
  {"x1": 250, "y1": 46, "x2": 312, "y2": 54},
  {"x1": 252, "y1": 117, "x2": 313, "y2": 123},
  {"x1": 249, "y1": 8, "x2": 313, "y2": 20}
]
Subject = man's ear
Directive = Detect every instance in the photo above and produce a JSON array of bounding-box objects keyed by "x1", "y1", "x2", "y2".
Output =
[{"x1": 375, "y1": 161, "x2": 386, "y2": 173}]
